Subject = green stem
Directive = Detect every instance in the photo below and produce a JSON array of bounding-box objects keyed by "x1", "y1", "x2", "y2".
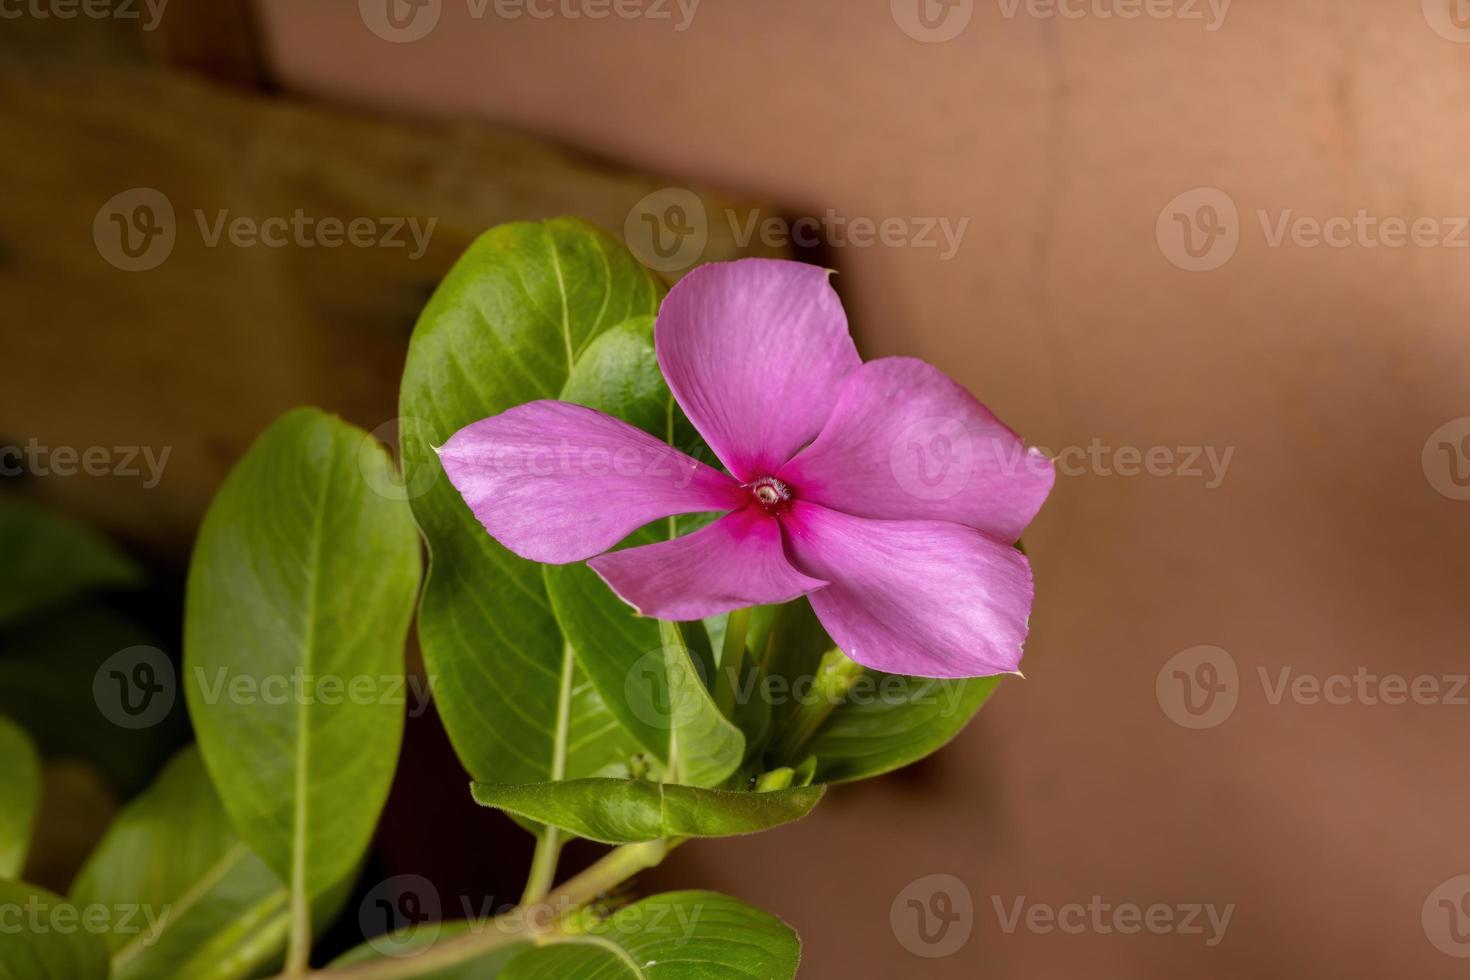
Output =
[
  {"x1": 285, "y1": 886, "x2": 311, "y2": 975},
  {"x1": 713, "y1": 607, "x2": 751, "y2": 718},
  {"x1": 298, "y1": 840, "x2": 677, "y2": 980},
  {"x1": 519, "y1": 827, "x2": 564, "y2": 906},
  {"x1": 773, "y1": 647, "x2": 865, "y2": 760}
]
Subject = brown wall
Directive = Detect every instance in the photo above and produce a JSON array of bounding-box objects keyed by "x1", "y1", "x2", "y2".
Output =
[{"x1": 257, "y1": 2, "x2": 1470, "y2": 977}]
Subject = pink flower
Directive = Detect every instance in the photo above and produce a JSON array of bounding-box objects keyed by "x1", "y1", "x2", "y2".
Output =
[{"x1": 438, "y1": 259, "x2": 1054, "y2": 678}]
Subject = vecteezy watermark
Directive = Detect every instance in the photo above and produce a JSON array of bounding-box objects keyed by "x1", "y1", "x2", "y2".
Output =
[
  {"x1": 891, "y1": 0, "x2": 1228, "y2": 42},
  {"x1": 992, "y1": 895, "x2": 1234, "y2": 946},
  {"x1": 0, "y1": 896, "x2": 171, "y2": 946},
  {"x1": 0, "y1": 439, "x2": 171, "y2": 488},
  {"x1": 358, "y1": 0, "x2": 698, "y2": 43},
  {"x1": 190, "y1": 667, "x2": 435, "y2": 718},
  {"x1": 623, "y1": 189, "x2": 970, "y2": 273},
  {"x1": 891, "y1": 874, "x2": 974, "y2": 958},
  {"x1": 0, "y1": 0, "x2": 168, "y2": 30},
  {"x1": 994, "y1": 0, "x2": 1230, "y2": 29},
  {"x1": 1424, "y1": 875, "x2": 1470, "y2": 957},
  {"x1": 360, "y1": 875, "x2": 443, "y2": 958},
  {"x1": 890, "y1": 425, "x2": 1236, "y2": 501},
  {"x1": 93, "y1": 189, "x2": 437, "y2": 272},
  {"x1": 1155, "y1": 187, "x2": 1240, "y2": 272},
  {"x1": 358, "y1": 876, "x2": 707, "y2": 958},
  {"x1": 1156, "y1": 645, "x2": 1239, "y2": 729},
  {"x1": 1423, "y1": 417, "x2": 1470, "y2": 501},
  {"x1": 361, "y1": 417, "x2": 441, "y2": 502},
  {"x1": 94, "y1": 646, "x2": 177, "y2": 730},
  {"x1": 1423, "y1": 0, "x2": 1470, "y2": 43},
  {"x1": 94, "y1": 188, "x2": 176, "y2": 272},
  {"x1": 891, "y1": 0, "x2": 974, "y2": 42},
  {"x1": 1158, "y1": 187, "x2": 1470, "y2": 271},
  {"x1": 1158, "y1": 646, "x2": 1470, "y2": 730}
]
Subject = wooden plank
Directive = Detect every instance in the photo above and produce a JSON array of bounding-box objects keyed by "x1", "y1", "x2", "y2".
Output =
[{"x1": 0, "y1": 55, "x2": 791, "y2": 560}]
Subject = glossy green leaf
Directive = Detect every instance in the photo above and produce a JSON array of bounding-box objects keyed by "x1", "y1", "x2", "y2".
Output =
[
  {"x1": 543, "y1": 316, "x2": 724, "y2": 765},
  {"x1": 399, "y1": 220, "x2": 661, "y2": 788},
  {"x1": 0, "y1": 500, "x2": 143, "y2": 629},
  {"x1": 183, "y1": 409, "x2": 421, "y2": 936},
  {"x1": 69, "y1": 747, "x2": 294, "y2": 980},
  {"x1": 470, "y1": 778, "x2": 823, "y2": 844},
  {"x1": 330, "y1": 921, "x2": 528, "y2": 978},
  {"x1": 0, "y1": 714, "x2": 39, "y2": 878},
  {"x1": 763, "y1": 600, "x2": 1000, "y2": 783},
  {"x1": 659, "y1": 621, "x2": 743, "y2": 788},
  {"x1": 0, "y1": 879, "x2": 110, "y2": 980},
  {"x1": 501, "y1": 891, "x2": 800, "y2": 980}
]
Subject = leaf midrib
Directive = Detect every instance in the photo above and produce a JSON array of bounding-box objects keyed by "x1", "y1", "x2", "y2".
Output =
[
  {"x1": 290, "y1": 437, "x2": 337, "y2": 935},
  {"x1": 109, "y1": 841, "x2": 256, "y2": 971}
]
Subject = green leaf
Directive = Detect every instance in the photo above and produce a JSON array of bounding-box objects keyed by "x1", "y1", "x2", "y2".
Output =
[
  {"x1": 0, "y1": 714, "x2": 40, "y2": 878},
  {"x1": 183, "y1": 409, "x2": 422, "y2": 928},
  {"x1": 470, "y1": 779, "x2": 823, "y2": 844},
  {"x1": 542, "y1": 316, "x2": 717, "y2": 761},
  {"x1": 330, "y1": 921, "x2": 528, "y2": 978},
  {"x1": 400, "y1": 219, "x2": 662, "y2": 788},
  {"x1": 763, "y1": 600, "x2": 1000, "y2": 782},
  {"x1": 0, "y1": 500, "x2": 144, "y2": 629},
  {"x1": 0, "y1": 879, "x2": 110, "y2": 980},
  {"x1": 69, "y1": 747, "x2": 294, "y2": 980},
  {"x1": 659, "y1": 621, "x2": 743, "y2": 788},
  {"x1": 502, "y1": 891, "x2": 800, "y2": 980}
]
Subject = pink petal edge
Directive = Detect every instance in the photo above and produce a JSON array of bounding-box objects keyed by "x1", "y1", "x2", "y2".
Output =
[
  {"x1": 437, "y1": 400, "x2": 743, "y2": 564},
  {"x1": 588, "y1": 504, "x2": 828, "y2": 620},
  {"x1": 780, "y1": 501, "x2": 1033, "y2": 679}
]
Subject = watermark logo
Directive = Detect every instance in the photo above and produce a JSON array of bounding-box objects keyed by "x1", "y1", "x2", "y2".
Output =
[
  {"x1": 0, "y1": 440, "x2": 171, "y2": 488},
  {"x1": 995, "y1": 0, "x2": 1230, "y2": 30},
  {"x1": 1159, "y1": 648, "x2": 1470, "y2": 728},
  {"x1": 891, "y1": 873, "x2": 973, "y2": 957},
  {"x1": 1423, "y1": 0, "x2": 1470, "y2": 43},
  {"x1": 94, "y1": 188, "x2": 176, "y2": 272},
  {"x1": 0, "y1": 0, "x2": 169, "y2": 31},
  {"x1": 360, "y1": 0, "x2": 442, "y2": 42},
  {"x1": 190, "y1": 667, "x2": 434, "y2": 717},
  {"x1": 0, "y1": 896, "x2": 171, "y2": 945},
  {"x1": 993, "y1": 895, "x2": 1233, "y2": 945},
  {"x1": 1156, "y1": 187, "x2": 1239, "y2": 272},
  {"x1": 625, "y1": 188, "x2": 708, "y2": 273},
  {"x1": 360, "y1": 875, "x2": 442, "y2": 957},
  {"x1": 1156, "y1": 645, "x2": 1238, "y2": 729},
  {"x1": 891, "y1": 416, "x2": 975, "y2": 501},
  {"x1": 361, "y1": 417, "x2": 440, "y2": 502},
  {"x1": 891, "y1": 0, "x2": 974, "y2": 43},
  {"x1": 1423, "y1": 417, "x2": 1470, "y2": 501},
  {"x1": 1425, "y1": 875, "x2": 1470, "y2": 957},
  {"x1": 93, "y1": 646, "x2": 176, "y2": 730}
]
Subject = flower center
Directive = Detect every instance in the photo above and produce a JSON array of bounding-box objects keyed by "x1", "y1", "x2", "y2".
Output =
[{"x1": 749, "y1": 476, "x2": 791, "y2": 511}]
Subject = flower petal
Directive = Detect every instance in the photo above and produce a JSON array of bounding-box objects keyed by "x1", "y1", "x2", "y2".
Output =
[
  {"x1": 656, "y1": 259, "x2": 861, "y2": 481},
  {"x1": 438, "y1": 401, "x2": 744, "y2": 564},
  {"x1": 588, "y1": 505, "x2": 827, "y2": 620},
  {"x1": 781, "y1": 502, "x2": 1033, "y2": 678},
  {"x1": 778, "y1": 358, "x2": 1054, "y2": 543}
]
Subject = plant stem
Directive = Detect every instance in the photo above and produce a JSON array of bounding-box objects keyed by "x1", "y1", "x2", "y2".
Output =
[
  {"x1": 285, "y1": 886, "x2": 311, "y2": 975},
  {"x1": 772, "y1": 647, "x2": 866, "y2": 760},
  {"x1": 714, "y1": 607, "x2": 751, "y2": 718},
  {"x1": 519, "y1": 827, "x2": 563, "y2": 906},
  {"x1": 298, "y1": 839, "x2": 677, "y2": 980}
]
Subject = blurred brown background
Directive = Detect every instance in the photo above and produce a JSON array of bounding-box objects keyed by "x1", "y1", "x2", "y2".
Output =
[{"x1": 6, "y1": 0, "x2": 1470, "y2": 976}]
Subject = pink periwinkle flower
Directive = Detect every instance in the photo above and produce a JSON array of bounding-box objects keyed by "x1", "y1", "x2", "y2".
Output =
[{"x1": 438, "y1": 259, "x2": 1054, "y2": 678}]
